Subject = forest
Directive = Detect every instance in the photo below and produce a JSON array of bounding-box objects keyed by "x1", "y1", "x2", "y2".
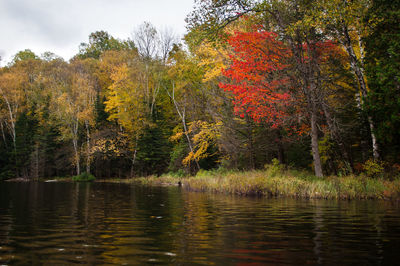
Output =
[{"x1": 0, "y1": 0, "x2": 399, "y2": 181}]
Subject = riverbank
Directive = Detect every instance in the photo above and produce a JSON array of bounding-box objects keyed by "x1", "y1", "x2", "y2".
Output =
[
  {"x1": 4, "y1": 167, "x2": 400, "y2": 200},
  {"x1": 122, "y1": 167, "x2": 400, "y2": 200}
]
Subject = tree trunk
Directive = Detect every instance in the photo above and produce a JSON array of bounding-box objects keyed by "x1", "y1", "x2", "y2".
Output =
[
  {"x1": 130, "y1": 149, "x2": 137, "y2": 177},
  {"x1": 367, "y1": 116, "x2": 379, "y2": 160},
  {"x1": 276, "y1": 130, "x2": 285, "y2": 165},
  {"x1": 168, "y1": 83, "x2": 200, "y2": 170},
  {"x1": 34, "y1": 143, "x2": 39, "y2": 179},
  {"x1": 73, "y1": 137, "x2": 80, "y2": 175},
  {"x1": 311, "y1": 108, "x2": 323, "y2": 177},
  {"x1": 246, "y1": 117, "x2": 255, "y2": 169},
  {"x1": 72, "y1": 119, "x2": 80, "y2": 175},
  {"x1": 181, "y1": 111, "x2": 201, "y2": 170},
  {"x1": 1, "y1": 94, "x2": 18, "y2": 175},
  {"x1": 85, "y1": 121, "x2": 90, "y2": 174},
  {"x1": 0, "y1": 121, "x2": 7, "y2": 146},
  {"x1": 340, "y1": 25, "x2": 379, "y2": 160},
  {"x1": 355, "y1": 93, "x2": 368, "y2": 161},
  {"x1": 322, "y1": 103, "x2": 352, "y2": 171}
]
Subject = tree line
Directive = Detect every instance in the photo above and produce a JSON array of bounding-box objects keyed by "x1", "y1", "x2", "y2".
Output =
[{"x1": 0, "y1": 0, "x2": 398, "y2": 180}]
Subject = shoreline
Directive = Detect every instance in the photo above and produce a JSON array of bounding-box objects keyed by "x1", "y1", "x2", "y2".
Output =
[
  {"x1": 3, "y1": 168, "x2": 400, "y2": 201},
  {"x1": 99, "y1": 168, "x2": 400, "y2": 201}
]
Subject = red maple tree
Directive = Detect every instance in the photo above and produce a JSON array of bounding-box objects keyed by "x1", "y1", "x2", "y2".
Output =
[
  {"x1": 219, "y1": 31, "x2": 293, "y2": 128},
  {"x1": 220, "y1": 30, "x2": 343, "y2": 131}
]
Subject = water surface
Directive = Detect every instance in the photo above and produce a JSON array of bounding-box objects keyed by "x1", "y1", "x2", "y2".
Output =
[{"x1": 0, "y1": 182, "x2": 399, "y2": 265}]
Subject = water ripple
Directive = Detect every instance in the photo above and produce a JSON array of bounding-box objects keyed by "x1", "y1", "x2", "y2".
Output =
[{"x1": 0, "y1": 182, "x2": 399, "y2": 265}]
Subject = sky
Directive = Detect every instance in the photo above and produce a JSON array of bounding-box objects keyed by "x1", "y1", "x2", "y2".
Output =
[{"x1": 0, "y1": 0, "x2": 195, "y2": 65}]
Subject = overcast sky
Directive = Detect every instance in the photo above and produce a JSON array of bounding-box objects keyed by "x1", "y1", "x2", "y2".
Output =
[{"x1": 0, "y1": 0, "x2": 194, "y2": 65}]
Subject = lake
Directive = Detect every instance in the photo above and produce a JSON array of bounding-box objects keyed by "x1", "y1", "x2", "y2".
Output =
[{"x1": 1, "y1": 182, "x2": 400, "y2": 265}]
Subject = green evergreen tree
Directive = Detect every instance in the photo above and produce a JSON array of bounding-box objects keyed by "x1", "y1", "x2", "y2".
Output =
[
  {"x1": 95, "y1": 94, "x2": 109, "y2": 127},
  {"x1": 365, "y1": 0, "x2": 400, "y2": 160},
  {"x1": 0, "y1": 133, "x2": 13, "y2": 180},
  {"x1": 14, "y1": 109, "x2": 38, "y2": 177},
  {"x1": 135, "y1": 105, "x2": 172, "y2": 176}
]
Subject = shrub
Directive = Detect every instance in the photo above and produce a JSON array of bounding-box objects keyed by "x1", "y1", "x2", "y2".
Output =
[
  {"x1": 362, "y1": 159, "x2": 385, "y2": 178},
  {"x1": 72, "y1": 172, "x2": 96, "y2": 182},
  {"x1": 163, "y1": 169, "x2": 186, "y2": 178},
  {"x1": 264, "y1": 158, "x2": 284, "y2": 177}
]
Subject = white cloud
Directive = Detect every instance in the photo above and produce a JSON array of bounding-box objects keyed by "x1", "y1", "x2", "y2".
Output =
[{"x1": 0, "y1": 0, "x2": 194, "y2": 65}]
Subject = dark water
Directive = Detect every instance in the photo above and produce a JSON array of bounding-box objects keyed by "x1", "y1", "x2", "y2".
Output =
[{"x1": 0, "y1": 182, "x2": 400, "y2": 265}]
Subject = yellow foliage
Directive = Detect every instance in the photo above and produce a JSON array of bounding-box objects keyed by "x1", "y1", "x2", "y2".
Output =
[
  {"x1": 196, "y1": 42, "x2": 230, "y2": 82},
  {"x1": 170, "y1": 131, "x2": 185, "y2": 142},
  {"x1": 104, "y1": 63, "x2": 147, "y2": 135},
  {"x1": 182, "y1": 121, "x2": 222, "y2": 166}
]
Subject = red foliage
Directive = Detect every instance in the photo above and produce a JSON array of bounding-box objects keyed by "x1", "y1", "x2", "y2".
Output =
[
  {"x1": 220, "y1": 30, "x2": 343, "y2": 131},
  {"x1": 219, "y1": 31, "x2": 293, "y2": 128}
]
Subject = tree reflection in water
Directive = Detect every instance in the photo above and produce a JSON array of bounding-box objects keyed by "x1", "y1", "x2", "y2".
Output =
[{"x1": 0, "y1": 182, "x2": 398, "y2": 265}]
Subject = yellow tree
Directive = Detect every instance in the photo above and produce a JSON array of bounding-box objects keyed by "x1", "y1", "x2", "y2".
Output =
[
  {"x1": 97, "y1": 50, "x2": 138, "y2": 95},
  {"x1": 72, "y1": 59, "x2": 97, "y2": 174},
  {"x1": 0, "y1": 65, "x2": 28, "y2": 164},
  {"x1": 103, "y1": 46, "x2": 168, "y2": 175},
  {"x1": 166, "y1": 46, "x2": 205, "y2": 170},
  {"x1": 104, "y1": 61, "x2": 148, "y2": 172},
  {"x1": 51, "y1": 59, "x2": 96, "y2": 175},
  {"x1": 181, "y1": 120, "x2": 222, "y2": 166}
]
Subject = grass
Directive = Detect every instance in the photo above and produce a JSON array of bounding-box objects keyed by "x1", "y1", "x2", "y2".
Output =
[
  {"x1": 72, "y1": 172, "x2": 96, "y2": 182},
  {"x1": 7, "y1": 163, "x2": 397, "y2": 200},
  {"x1": 130, "y1": 166, "x2": 400, "y2": 200}
]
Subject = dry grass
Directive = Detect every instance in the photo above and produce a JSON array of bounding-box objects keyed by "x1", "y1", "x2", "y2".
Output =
[{"x1": 131, "y1": 167, "x2": 400, "y2": 200}]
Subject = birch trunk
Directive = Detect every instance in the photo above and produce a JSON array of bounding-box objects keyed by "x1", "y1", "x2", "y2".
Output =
[
  {"x1": 85, "y1": 120, "x2": 91, "y2": 174},
  {"x1": 73, "y1": 137, "x2": 80, "y2": 175},
  {"x1": 0, "y1": 93, "x2": 18, "y2": 174},
  {"x1": 72, "y1": 119, "x2": 80, "y2": 175},
  {"x1": 167, "y1": 83, "x2": 200, "y2": 170},
  {"x1": 340, "y1": 26, "x2": 379, "y2": 160}
]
